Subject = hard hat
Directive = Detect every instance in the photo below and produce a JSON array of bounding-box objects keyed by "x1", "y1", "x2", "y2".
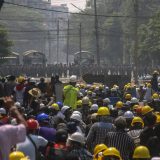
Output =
[
  {"x1": 87, "y1": 90, "x2": 92, "y2": 95},
  {"x1": 70, "y1": 113, "x2": 82, "y2": 122},
  {"x1": 14, "y1": 102, "x2": 21, "y2": 108},
  {"x1": 94, "y1": 144, "x2": 108, "y2": 156},
  {"x1": 30, "y1": 77, "x2": 36, "y2": 83},
  {"x1": 68, "y1": 132, "x2": 85, "y2": 144},
  {"x1": 36, "y1": 113, "x2": 49, "y2": 122},
  {"x1": 133, "y1": 146, "x2": 151, "y2": 159},
  {"x1": 51, "y1": 103, "x2": 60, "y2": 111},
  {"x1": 131, "y1": 116, "x2": 144, "y2": 127},
  {"x1": 61, "y1": 105, "x2": 70, "y2": 114},
  {"x1": 103, "y1": 147, "x2": 122, "y2": 160},
  {"x1": 17, "y1": 76, "x2": 25, "y2": 83},
  {"x1": 142, "y1": 105, "x2": 153, "y2": 115},
  {"x1": 27, "y1": 119, "x2": 39, "y2": 130},
  {"x1": 56, "y1": 101, "x2": 63, "y2": 109},
  {"x1": 0, "y1": 108, "x2": 6, "y2": 115},
  {"x1": 90, "y1": 104, "x2": 98, "y2": 111},
  {"x1": 9, "y1": 151, "x2": 25, "y2": 160},
  {"x1": 125, "y1": 94, "x2": 131, "y2": 100},
  {"x1": 123, "y1": 111, "x2": 134, "y2": 119},
  {"x1": 152, "y1": 93, "x2": 159, "y2": 99},
  {"x1": 99, "y1": 85, "x2": 104, "y2": 90},
  {"x1": 97, "y1": 107, "x2": 110, "y2": 116},
  {"x1": 156, "y1": 115, "x2": 160, "y2": 124},
  {"x1": 116, "y1": 101, "x2": 123, "y2": 109},
  {"x1": 82, "y1": 96, "x2": 90, "y2": 105},
  {"x1": 76, "y1": 100, "x2": 82, "y2": 106},
  {"x1": 131, "y1": 97, "x2": 139, "y2": 104},
  {"x1": 147, "y1": 83, "x2": 151, "y2": 88},
  {"x1": 111, "y1": 88, "x2": 117, "y2": 92},
  {"x1": 72, "y1": 111, "x2": 82, "y2": 118},
  {"x1": 69, "y1": 75, "x2": 77, "y2": 83},
  {"x1": 103, "y1": 98, "x2": 111, "y2": 104},
  {"x1": 153, "y1": 70, "x2": 159, "y2": 75},
  {"x1": 133, "y1": 104, "x2": 139, "y2": 110}
]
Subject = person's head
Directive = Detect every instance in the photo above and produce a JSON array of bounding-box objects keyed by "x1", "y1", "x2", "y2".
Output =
[
  {"x1": 94, "y1": 144, "x2": 108, "y2": 160},
  {"x1": 55, "y1": 129, "x2": 68, "y2": 143},
  {"x1": 123, "y1": 111, "x2": 134, "y2": 128},
  {"x1": 0, "y1": 108, "x2": 7, "y2": 119},
  {"x1": 67, "y1": 132, "x2": 85, "y2": 149},
  {"x1": 133, "y1": 146, "x2": 151, "y2": 160},
  {"x1": 101, "y1": 147, "x2": 122, "y2": 160},
  {"x1": 27, "y1": 118, "x2": 39, "y2": 134},
  {"x1": 40, "y1": 77, "x2": 45, "y2": 83},
  {"x1": 36, "y1": 113, "x2": 49, "y2": 127},
  {"x1": 110, "y1": 108, "x2": 118, "y2": 118},
  {"x1": 97, "y1": 107, "x2": 110, "y2": 121},
  {"x1": 114, "y1": 116, "x2": 127, "y2": 131},
  {"x1": 61, "y1": 105, "x2": 71, "y2": 120},
  {"x1": 131, "y1": 117, "x2": 144, "y2": 129},
  {"x1": 9, "y1": 151, "x2": 27, "y2": 160},
  {"x1": 67, "y1": 121, "x2": 77, "y2": 134},
  {"x1": 69, "y1": 75, "x2": 77, "y2": 86},
  {"x1": 143, "y1": 113, "x2": 156, "y2": 127},
  {"x1": 82, "y1": 96, "x2": 90, "y2": 107}
]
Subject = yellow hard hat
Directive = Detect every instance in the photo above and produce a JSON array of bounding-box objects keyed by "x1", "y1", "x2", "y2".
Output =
[
  {"x1": 9, "y1": 151, "x2": 26, "y2": 160},
  {"x1": 51, "y1": 103, "x2": 60, "y2": 111},
  {"x1": 103, "y1": 147, "x2": 122, "y2": 160},
  {"x1": 131, "y1": 116, "x2": 144, "y2": 127},
  {"x1": 94, "y1": 144, "x2": 108, "y2": 156},
  {"x1": 133, "y1": 146, "x2": 151, "y2": 159},
  {"x1": 17, "y1": 76, "x2": 25, "y2": 83},
  {"x1": 152, "y1": 93, "x2": 159, "y2": 99},
  {"x1": 76, "y1": 100, "x2": 82, "y2": 106},
  {"x1": 141, "y1": 105, "x2": 153, "y2": 115},
  {"x1": 133, "y1": 104, "x2": 139, "y2": 110},
  {"x1": 116, "y1": 101, "x2": 123, "y2": 109},
  {"x1": 156, "y1": 115, "x2": 160, "y2": 124},
  {"x1": 125, "y1": 94, "x2": 131, "y2": 100},
  {"x1": 87, "y1": 90, "x2": 92, "y2": 95},
  {"x1": 99, "y1": 85, "x2": 104, "y2": 90},
  {"x1": 147, "y1": 83, "x2": 151, "y2": 88},
  {"x1": 97, "y1": 107, "x2": 110, "y2": 116}
]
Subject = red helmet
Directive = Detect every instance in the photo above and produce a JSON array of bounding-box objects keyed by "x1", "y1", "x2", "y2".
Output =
[{"x1": 27, "y1": 119, "x2": 39, "y2": 130}]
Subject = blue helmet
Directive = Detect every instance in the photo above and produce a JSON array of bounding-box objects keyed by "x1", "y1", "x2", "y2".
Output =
[
  {"x1": 56, "y1": 101, "x2": 63, "y2": 109},
  {"x1": 36, "y1": 113, "x2": 49, "y2": 122}
]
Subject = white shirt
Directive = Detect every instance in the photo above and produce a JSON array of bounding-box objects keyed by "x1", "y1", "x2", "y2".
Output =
[{"x1": 17, "y1": 134, "x2": 48, "y2": 160}]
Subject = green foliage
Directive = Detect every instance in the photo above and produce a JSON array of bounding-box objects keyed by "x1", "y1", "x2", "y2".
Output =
[
  {"x1": 69, "y1": 0, "x2": 160, "y2": 66},
  {"x1": 0, "y1": 25, "x2": 12, "y2": 62}
]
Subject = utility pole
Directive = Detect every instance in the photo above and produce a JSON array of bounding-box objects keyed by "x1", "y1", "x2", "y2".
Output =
[
  {"x1": 66, "y1": 20, "x2": 69, "y2": 66},
  {"x1": 94, "y1": 0, "x2": 100, "y2": 66},
  {"x1": 48, "y1": 31, "x2": 51, "y2": 64},
  {"x1": 133, "y1": 0, "x2": 138, "y2": 83},
  {"x1": 57, "y1": 20, "x2": 59, "y2": 64},
  {"x1": 79, "y1": 23, "x2": 82, "y2": 77}
]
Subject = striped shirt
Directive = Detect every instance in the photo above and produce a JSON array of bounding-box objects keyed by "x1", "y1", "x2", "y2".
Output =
[
  {"x1": 86, "y1": 121, "x2": 115, "y2": 153},
  {"x1": 105, "y1": 131, "x2": 135, "y2": 160}
]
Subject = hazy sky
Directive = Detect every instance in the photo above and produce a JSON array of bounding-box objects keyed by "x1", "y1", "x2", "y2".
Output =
[{"x1": 51, "y1": 0, "x2": 86, "y2": 12}]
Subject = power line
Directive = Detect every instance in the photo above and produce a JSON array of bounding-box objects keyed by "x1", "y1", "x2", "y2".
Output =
[{"x1": 4, "y1": 1, "x2": 153, "y2": 19}]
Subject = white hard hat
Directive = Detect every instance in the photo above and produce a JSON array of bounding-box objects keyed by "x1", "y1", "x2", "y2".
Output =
[
  {"x1": 30, "y1": 77, "x2": 36, "y2": 83},
  {"x1": 103, "y1": 98, "x2": 111, "y2": 104},
  {"x1": 72, "y1": 111, "x2": 82, "y2": 118},
  {"x1": 68, "y1": 132, "x2": 85, "y2": 144},
  {"x1": 123, "y1": 111, "x2": 134, "y2": 119},
  {"x1": 90, "y1": 104, "x2": 98, "y2": 111},
  {"x1": 92, "y1": 92, "x2": 96, "y2": 97},
  {"x1": 70, "y1": 113, "x2": 82, "y2": 122},
  {"x1": 131, "y1": 97, "x2": 139, "y2": 104},
  {"x1": 151, "y1": 158, "x2": 160, "y2": 160},
  {"x1": 61, "y1": 105, "x2": 70, "y2": 114},
  {"x1": 14, "y1": 102, "x2": 21, "y2": 107},
  {"x1": 40, "y1": 103, "x2": 45, "y2": 108},
  {"x1": 0, "y1": 108, "x2": 6, "y2": 114},
  {"x1": 69, "y1": 75, "x2": 77, "y2": 83},
  {"x1": 82, "y1": 96, "x2": 90, "y2": 105}
]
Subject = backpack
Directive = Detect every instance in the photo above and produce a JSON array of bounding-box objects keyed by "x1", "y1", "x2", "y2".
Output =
[{"x1": 46, "y1": 143, "x2": 68, "y2": 160}]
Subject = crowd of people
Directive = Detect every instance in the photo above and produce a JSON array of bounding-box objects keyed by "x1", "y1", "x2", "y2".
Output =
[{"x1": 0, "y1": 71, "x2": 160, "y2": 160}]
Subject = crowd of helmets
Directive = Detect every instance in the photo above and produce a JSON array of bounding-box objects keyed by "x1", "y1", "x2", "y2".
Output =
[{"x1": 1, "y1": 72, "x2": 160, "y2": 160}]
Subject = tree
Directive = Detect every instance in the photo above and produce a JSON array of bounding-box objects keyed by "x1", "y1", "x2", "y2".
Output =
[
  {"x1": 0, "y1": 25, "x2": 12, "y2": 63},
  {"x1": 138, "y1": 11, "x2": 160, "y2": 66}
]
